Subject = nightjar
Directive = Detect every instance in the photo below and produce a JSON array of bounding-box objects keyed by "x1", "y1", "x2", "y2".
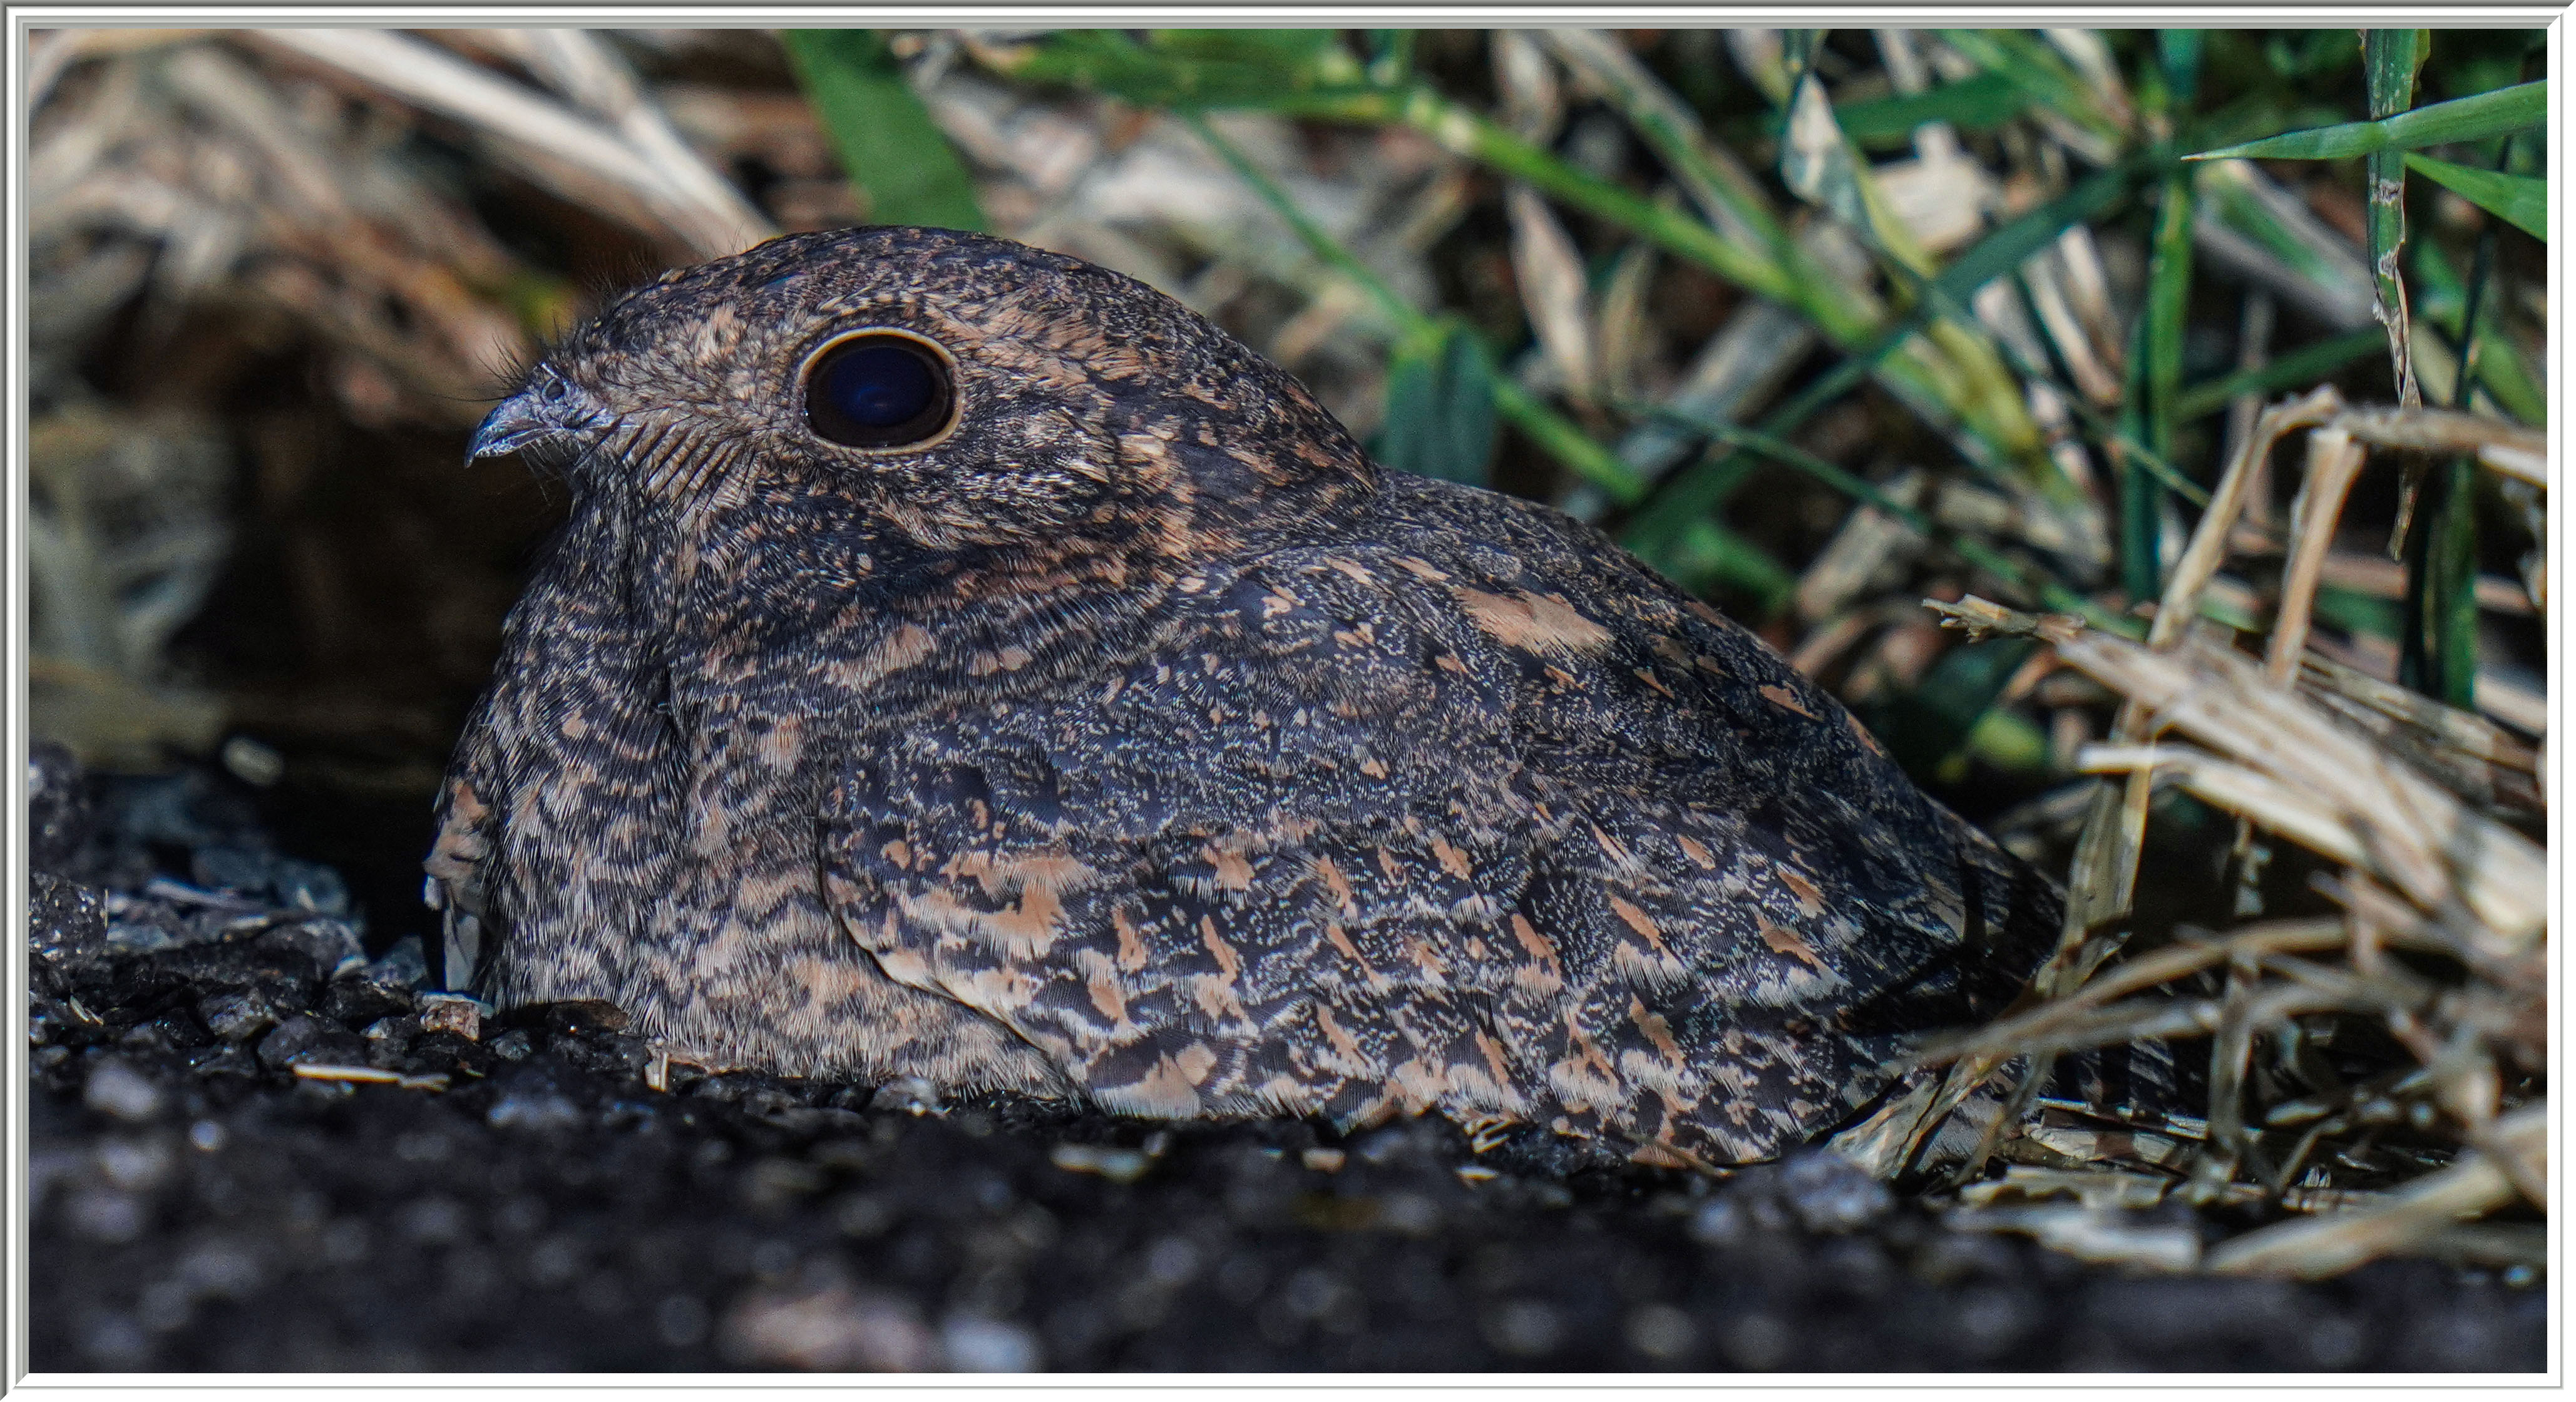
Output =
[{"x1": 429, "y1": 225, "x2": 2073, "y2": 1170}]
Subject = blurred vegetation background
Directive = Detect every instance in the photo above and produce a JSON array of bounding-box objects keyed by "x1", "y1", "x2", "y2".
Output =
[{"x1": 24, "y1": 28, "x2": 2548, "y2": 1276}]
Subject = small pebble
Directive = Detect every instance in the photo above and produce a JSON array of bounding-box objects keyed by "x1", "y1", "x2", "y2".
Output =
[
  {"x1": 218, "y1": 736, "x2": 284, "y2": 787},
  {"x1": 82, "y1": 1313, "x2": 148, "y2": 1368},
  {"x1": 1482, "y1": 1299, "x2": 1563, "y2": 1358},
  {"x1": 363, "y1": 936, "x2": 430, "y2": 991},
  {"x1": 173, "y1": 1240, "x2": 261, "y2": 1297},
  {"x1": 197, "y1": 990, "x2": 279, "y2": 1043},
  {"x1": 322, "y1": 1219, "x2": 372, "y2": 1266},
  {"x1": 1773, "y1": 1150, "x2": 1892, "y2": 1233},
  {"x1": 2307, "y1": 1315, "x2": 2366, "y2": 1369},
  {"x1": 418, "y1": 995, "x2": 483, "y2": 1043},
  {"x1": 66, "y1": 1189, "x2": 147, "y2": 1243},
  {"x1": 1143, "y1": 1236, "x2": 1200, "y2": 1286},
  {"x1": 1718, "y1": 1311, "x2": 1793, "y2": 1370},
  {"x1": 1377, "y1": 1191, "x2": 1440, "y2": 1236},
  {"x1": 1951, "y1": 1285, "x2": 2036, "y2": 1359},
  {"x1": 741, "y1": 1159, "x2": 827, "y2": 1211},
  {"x1": 1624, "y1": 1302, "x2": 1698, "y2": 1363},
  {"x1": 396, "y1": 1197, "x2": 467, "y2": 1246},
  {"x1": 272, "y1": 861, "x2": 348, "y2": 916},
  {"x1": 1688, "y1": 1197, "x2": 1746, "y2": 1247},
  {"x1": 255, "y1": 1015, "x2": 364, "y2": 1072},
  {"x1": 96, "y1": 1137, "x2": 173, "y2": 1192},
  {"x1": 655, "y1": 1294, "x2": 711, "y2": 1349},
  {"x1": 1049, "y1": 1142, "x2": 1152, "y2": 1184},
  {"x1": 720, "y1": 1282, "x2": 937, "y2": 1371},
  {"x1": 486, "y1": 1087, "x2": 583, "y2": 1134},
  {"x1": 942, "y1": 1315, "x2": 1042, "y2": 1372},
  {"x1": 84, "y1": 1059, "x2": 166, "y2": 1123},
  {"x1": 831, "y1": 1192, "x2": 895, "y2": 1239}
]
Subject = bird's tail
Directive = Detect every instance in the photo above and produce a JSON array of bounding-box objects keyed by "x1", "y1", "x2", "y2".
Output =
[{"x1": 1884, "y1": 806, "x2": 2207, "y2": 1174}]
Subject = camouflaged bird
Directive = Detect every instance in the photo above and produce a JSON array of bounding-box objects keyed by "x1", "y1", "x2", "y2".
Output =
[{"x1": 429, "y1": 225, "x2": 2071, "y2": 1172}]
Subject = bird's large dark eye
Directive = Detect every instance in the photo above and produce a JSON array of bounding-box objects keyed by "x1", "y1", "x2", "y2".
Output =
[{"x1": 802, "y1": 332, "x2": 955, "y2": 449}]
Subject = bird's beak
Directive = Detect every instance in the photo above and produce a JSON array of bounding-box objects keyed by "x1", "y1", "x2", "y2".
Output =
[{"x1": 468, "y1": 371, "x2": 602, "y2": 464}]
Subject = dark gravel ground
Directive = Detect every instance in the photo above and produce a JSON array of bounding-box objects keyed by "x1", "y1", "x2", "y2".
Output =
[{"x1": 26, "y1": 747, "x2": 2547, "y2": 1373}]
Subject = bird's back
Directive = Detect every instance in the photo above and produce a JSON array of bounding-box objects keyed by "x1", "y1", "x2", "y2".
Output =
[
  {"x1": 811, "y1": 471, "x2": 2064, "y2": 1168},
  {"x1": 1333, "y1": 474, "x2": 2065, "y2": 1162}
]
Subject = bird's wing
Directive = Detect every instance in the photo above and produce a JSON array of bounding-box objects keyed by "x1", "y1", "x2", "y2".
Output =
[
  {"x1": 819, "y1": 548, "x2": 1558, "y2": 1132},
  {"x1": 821, "y1": 511, "x2": 2051, "y2": 1165},
  {"x1": 1352, "y1": 479, "x2": 2061, "y2": 1162}
]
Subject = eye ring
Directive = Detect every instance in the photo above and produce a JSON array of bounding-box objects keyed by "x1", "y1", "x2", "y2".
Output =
[{"x1": 799, "y1": 329, "x2": 959, "y2": 451}]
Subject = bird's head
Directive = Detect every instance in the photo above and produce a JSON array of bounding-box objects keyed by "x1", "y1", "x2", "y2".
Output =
[{"x1": 474, "y1": 227, "x2": 1377, "y2": 556}]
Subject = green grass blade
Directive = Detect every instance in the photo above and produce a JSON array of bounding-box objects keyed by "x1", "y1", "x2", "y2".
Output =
[
  {"x1": 1437, "y1": 330, "x2": 1500, "y2": 484},
  {"x1": 1178, "y1": 113, "x2": 1409, "y2": 327},
  {"x1": 1782, "y1": 71, "x2": 1874, "y2": 235},
  {"x1": 1647, "y1": 411, "x2": 1922, "y2": 524},
  {"x1": 2119, "y1": 33, "x2": 2204, "y2": 606},
  {"x1": 1947, "y1": 152, "x2": 2161, "y2": 293},
  {"x1": 1373, "y1": 343, "x2": 1440, "y2": 476},
  {"x1": 1388, "y1": 70, "x2": 2042, "y2": 483},
  {"x1": 1183, "y1": 113, "x2": 1660, "y2": 513},
  {"x1": 2124, "y1": 162, "x2": 2200, "y2": 603},
  {"x1": 2157, "y1": 29, "x2": 2205, "y2": 108},
  {"x1": 1391, "y1": 88, "x2": 1799, "y2": 306},
  {"x1": 2189, "y1": 96, "x2": 2354, "y2": 158},
  {"x1": 1780, "y1": 29, "x2": 1823, "y2": 88},
  {"x1": 781, "y1": 29, "x2": 986, "y2": 232},
  {"x1": 2413, "y1": 239, "x2": 2547, "y2": 424},
  {"x1": 1371, "y1": 324, "x2": 1498, "y2": 486},
  {"x1": 1826, "y1": 71, "x2": 2031, "y2": 148},
  {"x1": 2196, "y1": 158, "x2": 2375, "y2": 328},
  {"x1": 1536, "y1": 35, "x2": 2038, "y2": 476},
  {"x1": 2312, "y1": 585, "x2": 2402, "y2": 642},
  {"x1": 2404, "y1": 179, "x2": 2501, "y2": 708},
  {"x1": 1623, "y1": 151, "x2": 2158, "y2": 565},
  {"x1": 2404, "y1": 153, "x2": 2547, "y2": 240},
  {"x1": 1668, "y1": 519, "x2": 1797, "y2": 610},
  {"x1": 2431, "y1": 459, "x2": 2480, "y2": 704},
  {"x1": 1874, "y1": 244, "x2": 2210, "y2": 516},
  {"x1": 2364, "y1": 29, "x2": 2423, "y2": 409},
  {"x1": 2400, "y1": 459, "x2": 2481, "y2": 705},
  {"x1": 1634, "y1": 404, "x2": 2135, "y2": 634},
  {"x1": 1867, "y1": 635, "x2": 2042, "y2": 782},
  {"x1": 978, "y1": 29, "x2": 1368, "y2": 110},
  {"x1": 2171, "y1": 329, "x2": 2385, "y2": 421},
  {"x1": 2186, "y1": 79, "x2": 2545, "y2": 161},
  {"x1": 1964, "y1": 709, "x2": 2052, "y2": 776},
  {"x1": 1364, "y1": 29, "x2": 1415, "y2": 84},
  {"x1": 1415, "y1": 34, "x2": 2039, "y2": 483},
  {"x1": 2114, "y1": 284, "x2": 2161, "y2": 603},
  {"x1": 1935, "y1": 29, "x2": 2130, "y2": 150},
  {"x1": 1489, "y1": 379, "x2": 1650, "y2": 506}
]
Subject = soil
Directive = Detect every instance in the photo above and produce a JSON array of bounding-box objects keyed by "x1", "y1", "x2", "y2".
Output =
[{"x1": 26, "y1": 745, "x2": 2547, "y2": 1373}]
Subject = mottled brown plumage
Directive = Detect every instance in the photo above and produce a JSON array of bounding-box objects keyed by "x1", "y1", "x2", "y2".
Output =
[{"x1": 431, "y1": 226, "x2": 2067, "y2": 1170}]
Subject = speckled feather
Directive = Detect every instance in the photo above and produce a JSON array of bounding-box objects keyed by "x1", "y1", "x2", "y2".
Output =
[{"x1": 432, "y1": 227, "x2": 2065, "y2": 1170}]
